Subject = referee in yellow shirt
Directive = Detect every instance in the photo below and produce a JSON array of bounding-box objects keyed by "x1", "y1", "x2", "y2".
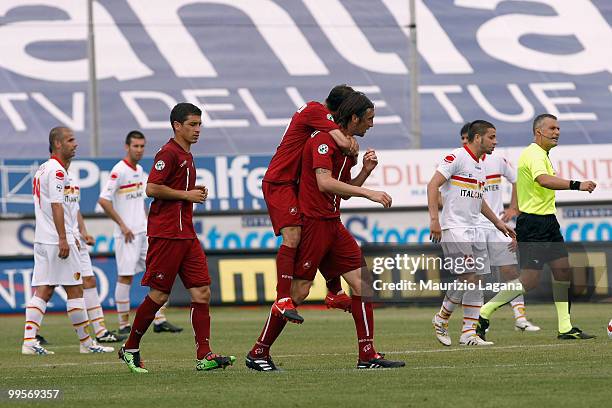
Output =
[{"x1": 477, "y1": 113, "x2": 596, "y2": 340}]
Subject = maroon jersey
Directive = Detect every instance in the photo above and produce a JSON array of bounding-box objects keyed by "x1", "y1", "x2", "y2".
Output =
[
  {"x1": 263, "y1": 101, "x2": 339, "y2": 184},
  {"x1": 299, "y1": 131, "x2": 356, "y2": 219},
  {"x1": 147, "y1": 138, "x2": 197, "y2": 239}
]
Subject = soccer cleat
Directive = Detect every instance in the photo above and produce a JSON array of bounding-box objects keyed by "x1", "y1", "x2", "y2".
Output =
[
  {"x1": 153, "y1": 321, "x2": 183, "y2": 333},
  {"x1": 118, "y1": 346, "x2": 148, "y2": 373},
  {"x1": 96, "y1": 330, "x2": 127, "y2": 343},
  {"x1": 476, "y1": 316, "x2": 490, "y2": 341},
  {"x1": 515, "y1": 319, "x2": 541, "y2": 332},
  {"x1": 117, "y1": 325, "x2": 131, "y2": 335},
  {"x1": 80, "y1": 341, "x2": 115, "y2": 354},
  {"x1": 357, "y1": 354, "x2": 405, "y2": 369},
  {"x1": 432, "y1": 315, "x2": 451, "y2": 346},
  {"x1": 35, "y1": 334, "x2": 49, "y2": 345},
  {"x1": 245, "y1": 353, "x2": 281, "y2": 372},
  {"x1": 459, "y1": 334, "x2": 494, "y2": 346},
  {"x1": 271, "y1": 297, "x2": 304, "y2": 324},
  {"x1": 22, "y1": 342, "x2": 54, "y2": 355},
  {"x1": 324, "y1": 292, "x2": 352, "y2": 312},
  {"x1": 196, "y1": 352, "x2": 236, "y2": 371},
  {"x1": 557, "y1": 327, "x2": 595, "y2": 340}
]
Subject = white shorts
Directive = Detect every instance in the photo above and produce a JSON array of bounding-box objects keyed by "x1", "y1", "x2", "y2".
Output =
[
  {"x1": 115, "y1": 233, "x2": 147, "y2": 276},
  {"x1": 32, "y1": 243, "x2": 83, "y2": 286},
  {"x1": 483, "y1": 227, "x2": 517, "y2": 267},
  {"x1": 441, "y1": 228, "x2": 490, "y2": 275},
  {"x1": 78, "y1": 244, "x2": 95, "y2": 278}
]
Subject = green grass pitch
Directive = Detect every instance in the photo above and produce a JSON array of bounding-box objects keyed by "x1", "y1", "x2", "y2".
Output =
[{"x1": 1, "y1": 304, "x2": 610, "y2": 407}]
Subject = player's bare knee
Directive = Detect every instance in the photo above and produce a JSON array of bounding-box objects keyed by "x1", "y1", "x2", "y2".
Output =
[
  {"x1": 64, "y1": 284, "x2": 83, "y2": 299},
  {"x1": 290, "y1": 279, "x2": 311, "y2": 305},
  {"x1": 499, "y1": 265, "x2": 519, "y2": 281},
  {"x1": 149, "y1": 288, "x2": 169, "y2": 305},
  {"x1": 281, "y1": 226, "x2": 301, "y2": 248},
  {"x1": 189, "y1": 285, "x2": 211, "y2": 304},
  {"x1": 118, "y1": 275, "x2": 133, "y2": 285},
  {"x1": 82, "y1": 276, "x2": 96, "y2": 289},
  {"x1": 35, "y1": 286, "x2": 54, "y2": 302}
]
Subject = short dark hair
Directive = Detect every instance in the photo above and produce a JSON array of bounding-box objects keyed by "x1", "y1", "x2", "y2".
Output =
[
  {"x1": 325, "y1": 84, "x2": 355, "y2": 113},
  {"x1": 460, "y1": 122, "x2": 471, "y2": 137},
  {"x1": 333, "y1": 92, "x2": 374, "y2": 129},
  {"x1": 125, "y1": 130, "x2": 145, "y2": 146},
  {"x1": 532, "y1": 113, "x2": 557, "y2": 135},
  {"x1": 48, "y1": 126, "x2": 69, "y2": 154},
  {"x1": 467, "y1": 120, "x2": 495, "y2": 142},
  {"x1": 170, "y1": 103, "x2": 202, "y2": 131}
]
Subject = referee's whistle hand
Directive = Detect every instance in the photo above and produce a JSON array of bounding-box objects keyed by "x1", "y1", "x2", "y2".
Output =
[{"x1": 579, "y1": 181, "x2": 597, "y2": 193}]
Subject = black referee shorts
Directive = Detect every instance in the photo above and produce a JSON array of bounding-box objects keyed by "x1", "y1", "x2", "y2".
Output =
[{"x1": 516, "y1": 213, "x2": 568, "y2": 270}]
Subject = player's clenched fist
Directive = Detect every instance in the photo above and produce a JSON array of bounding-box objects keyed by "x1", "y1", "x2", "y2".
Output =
[
  {"x1": 362, "y1": 148, "x2": 379, "y2": 173},
  {"x1": 195, "y1": 185, "x2": 209, "y2": 200},
  {"x1": 579, "y1": 180, "x2": 596, "y2": 193}
]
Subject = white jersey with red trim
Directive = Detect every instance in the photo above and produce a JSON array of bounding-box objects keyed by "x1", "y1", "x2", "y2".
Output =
[
  {"x1": 33, "y1": 157, "x2": 80, "y2": 245},
  {"x1": 437, "y1": 146, "x2": 486, "y2": 229},
  {"x1": 478, "y1": 152, "x2": 516, "y2": 228},
  {"x1": 99, "y1": 159, "x2": 147, "y2": 237}
]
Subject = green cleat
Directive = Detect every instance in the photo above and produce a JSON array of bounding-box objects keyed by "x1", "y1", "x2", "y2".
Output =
[
  {"x1": 476, "y1": 316, "x2": 490, "y2": 341},
  {"x1": 557, "y1": 327, "x2": 595, "y2": 340},
  {"x1": 119, "y1": 346, "x2": 148, "y2": 374},
  {"x1": 196, "y1": 352, "x2": 236, "y2": 371}
]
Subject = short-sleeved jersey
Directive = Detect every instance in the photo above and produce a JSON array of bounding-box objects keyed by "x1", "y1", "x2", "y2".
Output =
[
  {"x1": 298, "y1": 131, "x2": 356, "y2": 219},
  {"x1": 264, "y1": 101, "x2": 339, "y2": 184},
  {"x1": 146, "y1": 138, "x2": 197, "y2": 239},
  {"x1": 517, "y1": 143, "x2": 556, "y2": 215},
  {"x1": 437, "y1": 145, "x2": 486, "y2": 229},
  {"x1": 32, "y1": 156, "x2": 79, "y2": 245},
  {"x1": 99, "y1": 159, "x2": 147, "y2": 237},
  {"x1": 478, "y1": 153, "x2": 516, "y2": 228}
]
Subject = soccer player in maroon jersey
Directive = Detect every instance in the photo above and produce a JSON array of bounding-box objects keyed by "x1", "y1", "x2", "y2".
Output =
[
  {"x1": 247, "y1": 92, "x2": 405, "y2": 370},
  {"x1": 119, "y1": 103, "x2": 235, "y2": 373},
  {"x1": 263, "y1": 85, "x2": 359, "y2": 323}
]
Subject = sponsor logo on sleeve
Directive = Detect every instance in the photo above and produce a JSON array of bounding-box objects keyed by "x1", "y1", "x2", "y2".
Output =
[
  {"x1": 55, "y1": 170, "x2": 65, "y2": 180},
  {"x1": 155, "y1": 160, "x2": 165, "y2": 171},
  {"x1": 318, "y1": 144, "x2": 329, "y2": 155},
  {"x1": 444, "y1": 154, "x2": 456, "y2": 163},
  {"x1": 110, "y1": 172, "x2": 119, "y2": 180}
]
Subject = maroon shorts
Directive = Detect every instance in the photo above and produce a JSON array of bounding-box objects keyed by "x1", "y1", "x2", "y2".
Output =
[
  {"x1": 293, "y1": 217, "x2": 364, "y2": 282},
  {"x1": 142, "y1": 237, "x2": 210, "y2": 293},
  {"x1": 262, "y1": 181, "x2": 302, "y2": 236}
]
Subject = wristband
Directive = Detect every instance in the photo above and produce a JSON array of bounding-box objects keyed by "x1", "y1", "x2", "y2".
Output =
[{"x1": 569, "y1": 180, "x2": 581, "y2": 190}]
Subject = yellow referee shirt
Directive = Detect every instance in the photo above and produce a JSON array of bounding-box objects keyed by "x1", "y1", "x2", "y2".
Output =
[{"x1": 517, "y1": 143, "x2": 556, "y2": 215}]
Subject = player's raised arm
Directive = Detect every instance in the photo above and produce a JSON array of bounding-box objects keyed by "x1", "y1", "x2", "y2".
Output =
[
  {"x1": 329, "y1": 130, "x2": 359, "y2": 156},
  {"x1": 427, "y1": 171, "x2": 447, "y2": 243}
]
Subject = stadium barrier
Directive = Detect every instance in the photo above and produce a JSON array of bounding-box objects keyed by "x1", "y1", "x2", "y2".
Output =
[{"x1": 2, "y1": 242, "x2": 610, "y2": 314}]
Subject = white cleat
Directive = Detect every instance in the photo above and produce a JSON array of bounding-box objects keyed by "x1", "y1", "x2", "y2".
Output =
[
  {"x1": 22, "y1": 342, "x2": 55, "y2": 355},
  {"x1": 515, "y1": 319, "x2": 541, "y2": 332},
  {"x1": 432, "y1": 315, "x2": 451, "y2": 346},
  {"x1": 459, "y1": 334, "x2": 494, "y2": 346},
  {"x1": 80, "y1": 341, "x2": 115, "y2": 354}
]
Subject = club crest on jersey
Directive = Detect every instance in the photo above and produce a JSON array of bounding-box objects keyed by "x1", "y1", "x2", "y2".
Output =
[
  {"x1": 289, "y1": 207, "x2": 298, "y2": 215},
  {"x1": 55, "y1": 170, "x2": 64, "y2": 180},
  {"x1": 155, "y1": 160, "x2": 165, "y2": 171},
  {"x1": 110, "y1": 172, "x2": 119, "y2": 180},
  {"x1": 303, "y1": 261, "x2": 312, "y2": 269},
  {"x1": 73, "y1": 272, "x2": 81, "y2": 281},
  {"x1": 444, "y1": 154, "x2": 455, "y2": 163},
  {"x1": 318, "y1": 144, "x2": 329, "y2": 155}
]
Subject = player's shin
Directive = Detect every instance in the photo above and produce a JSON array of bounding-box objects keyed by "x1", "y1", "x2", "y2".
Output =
[
  {"x1": 84, "y1": 288, "x2": 106, "y2": 338},
  {"x1": 115, "y1": 282, "x2": 131, "y2": 329},
  {"x1": 24, "y1": 296, "x2": 47, "y2": 346},
  {"x1": 67, "y1": 297, "x2": 93, "y2": 348},
  {"x1": 250, "y1": 311, "x2": 287, "y2": 358},
  {"x1": 351, "y1": 295, "x2": 376, "y2": 361},
  {"x1": 461, "y1": 289, "x2": 483, "y2": 338},
  {"x1": 480, "y1": 279, "x2": 524, "y2": 319},
  {"x1": 125, "y1": 295, "x2": 163, "y2": 350},
  {"x1": 191, "y1": 302, "x2": 211, "y2": 359}
]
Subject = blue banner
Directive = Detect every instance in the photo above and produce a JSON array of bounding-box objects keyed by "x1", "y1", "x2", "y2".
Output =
[{"x1": 0, "y1": 0, "x2": 610, "y2": 160}]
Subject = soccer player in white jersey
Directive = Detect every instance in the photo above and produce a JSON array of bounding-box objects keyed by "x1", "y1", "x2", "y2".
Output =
[
  {"x1": 435, "y1": 124, "x2": 539, "y2": 335},
  {"x1": 98, "y1": 131, "x2": 182, "y2": 334},
  {"x1": 427, "y1": 120, "x2": 515, "y2": 346},
  {"x1": 22, "y1": 126, "x2": 113, "y2": 355}
]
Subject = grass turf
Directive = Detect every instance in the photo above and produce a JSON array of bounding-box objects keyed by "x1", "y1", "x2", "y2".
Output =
[{"x1": 1, "y1": 303, "x2": 610, "y2": 407}]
